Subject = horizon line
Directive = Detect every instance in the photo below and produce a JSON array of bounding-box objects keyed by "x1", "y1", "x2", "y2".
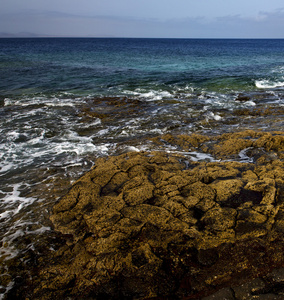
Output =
[{"x1": 1, "y1": 35, "x2": 284, "y2": 40}]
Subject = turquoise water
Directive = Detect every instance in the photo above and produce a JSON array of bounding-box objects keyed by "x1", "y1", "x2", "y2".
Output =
[
  {"x1": 0, "y1": 38, "x2": 284, "y2": 297},
  {"x1": 1, "y1": 38, "x2": 284, "y2": 97}
]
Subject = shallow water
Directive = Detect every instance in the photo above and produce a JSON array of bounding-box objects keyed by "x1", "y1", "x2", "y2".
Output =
[{"x1": 0, "y1": 38, "x2": 284, "y2": 297}]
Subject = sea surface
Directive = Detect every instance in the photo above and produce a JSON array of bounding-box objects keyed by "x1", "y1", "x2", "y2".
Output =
[{"x1": 0, "y1": 38, "x2": 284, "y2": 297}]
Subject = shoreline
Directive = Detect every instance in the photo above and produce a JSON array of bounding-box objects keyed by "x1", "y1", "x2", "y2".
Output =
[
  {"x1": 1, "y1": 38, "x2": 284, "y2": 299},
  {"x1": 3, "y1": 129, "x2": 283, "y2": 299}
]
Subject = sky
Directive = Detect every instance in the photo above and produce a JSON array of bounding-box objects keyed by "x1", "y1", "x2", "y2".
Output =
[{"x1": 1, "y1": 0, "x2": 284, "y2": 38}]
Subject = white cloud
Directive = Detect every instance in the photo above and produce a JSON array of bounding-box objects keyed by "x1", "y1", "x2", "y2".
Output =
[{"x1": 1, "y1": 8, "x2": 284, "y2": 38}]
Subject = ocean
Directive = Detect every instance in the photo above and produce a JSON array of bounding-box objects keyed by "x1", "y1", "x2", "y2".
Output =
[{"x1": 0, "y1": 38, "x2": 284, "y2": 297}]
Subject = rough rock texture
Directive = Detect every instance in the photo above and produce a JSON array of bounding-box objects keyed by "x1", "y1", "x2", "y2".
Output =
[
  {"x1": 152, "y1": 130, "x2": 284, "y2": 161},
  {"x1": 13, "y1": 131, "x2": 284, "y2": 300}
]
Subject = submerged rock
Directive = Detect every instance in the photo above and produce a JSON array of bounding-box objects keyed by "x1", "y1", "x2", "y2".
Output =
[
  {"x1": 9, "y1": 131, "x2": 284, "y2": 299},
  {"x1": 235, "y1": 93, "x2": 251, "y2": 102}
]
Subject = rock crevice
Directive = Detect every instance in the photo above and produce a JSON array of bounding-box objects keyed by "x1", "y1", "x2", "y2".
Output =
[{"x1": 22, "y1": 131, "x2": 284, "y2": 299}]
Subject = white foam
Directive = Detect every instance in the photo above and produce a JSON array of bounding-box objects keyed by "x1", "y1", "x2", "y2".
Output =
[
  {"x1": 44, "y1": 99, "x2": 77, "y2": 107},
  {"x1": 3, "y1": 96, "x2": 79, "y2": 108},
  {"x1": 165, "y1": 149, "x2": 218, "y2": 162},
  {"x1": 123, "y1": 146, "x2": 140, "y2": 152},
  {"x1": 26, "y1": 129, "x2": 46, "y2": 145},
  {"x1": 120, "y1": 130, "x2": 129, "y2": 136},
  {"x1": 0, "y1": 122, "x2": 112, "y2": 177},
  {"x1": 124, "y1": 89, "x2": 173, "y2": 101},
  {"x1": 238, "y1": 147, "x2": 254, "y2": 163},
  {"x1": 6, "y1": 131, "x2": 20, "y2": 140},
  {"x1": 244, "y1": 100, "x2": 256, "y2": 106},
  {"x1": 54, "y1": 141, "x2": 114, "y2": 157},
  {"x1": 149, "y1": 128, "x2": 167, "y2": 134},
  {"x1": 53, "y1": 141, "x2": 98, "y2": 156},
  {"x1": 0, "y1": 218, "x2": 51, "y2": 266},
  {"x1": 205, "y1": 111, "x2": 222, "y2": 121},
  {"x1": 255, "y1": 79, "x2": 284, "y2": 89},
  {"x1": 0, "y1": 163, "x2": 14, "y2": 174},
  {"x1": 213, "y1": 114, "x2": 222, "y2": 121},
  {"x1": 177, "y1": 84, "x2": 194, "y2": 93},
  {"x1": 96, "y1": 128, "x2": 111, "y2": 136},
  {"x1": 116, "y1": 144, "x2": 153, "y2": 154},
  {"x1": 31, "y1": 226, "x2": 51, "y2": 234},
  {"x1": 0, "y1": 184, "x2": 36, "y2": 221},
  {"x1": 203, "y1": 93, "x2": 238, "y2": 110},
  {"x1": 188, "y1": 151, "x2": 217, "y2": 162},
  {"x1": 79, "y1": 118, "x2": 101, "y2": 128},
  {"x1": 3, "y1": 98, "x2": 12, "y2": 106}
]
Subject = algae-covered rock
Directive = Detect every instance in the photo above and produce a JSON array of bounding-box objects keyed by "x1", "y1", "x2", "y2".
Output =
[
  {"x1": 13, "y1": 130, "x2": 284, "y2": 300},
  {"x1": 153, "y1": 130, "x2": 284, "y2": 161}
]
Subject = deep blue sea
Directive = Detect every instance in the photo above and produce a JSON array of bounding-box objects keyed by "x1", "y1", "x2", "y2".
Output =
[
  {"x1": 2, "y1": 38, "x2": 284, "y2": 97},
  {"x1": 0, "y1": 38, "x2": 284, "y2": 297}
]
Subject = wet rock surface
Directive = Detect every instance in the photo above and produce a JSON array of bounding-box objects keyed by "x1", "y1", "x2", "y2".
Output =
[{"x1": 7, "y1": 131, "x2": 284, "y2": 299}]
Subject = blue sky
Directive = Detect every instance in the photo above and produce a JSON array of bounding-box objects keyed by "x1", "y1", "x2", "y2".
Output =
[{"x1": 1, "y1": 0, "x2": 284, "y2": 38}]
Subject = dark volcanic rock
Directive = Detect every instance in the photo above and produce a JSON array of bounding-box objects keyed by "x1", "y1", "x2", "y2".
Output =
[
  {"x1": 12, "y1": 131, "x2": 284, "y2": 300},
  {"x1": 236, "y1": 93, "x2": 251, "y2": 102}
]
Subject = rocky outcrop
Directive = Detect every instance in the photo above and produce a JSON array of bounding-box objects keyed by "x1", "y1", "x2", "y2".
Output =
[
  {"x1": 10, "y1": 131, "x2": 283, "y2": 299},
  {"x1": 25, "y1": 130, "x2": 283, "y2": 300},
  {"x1": 152, "y1": 130, "x2": 284, "y2": 160}
]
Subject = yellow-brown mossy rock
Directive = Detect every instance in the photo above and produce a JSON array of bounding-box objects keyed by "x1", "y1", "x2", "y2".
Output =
[
  {"x1": 30, "y1": 137, "x2": 284, "y2": 300},
  {"x1": 152, "y1": 130, "x2": 284, "y2": 161},
  {"x1": 211, "y1": 131, "x2": 284, "y2": 159},
  {"x1": 213, "y1": 137, "x2": 253, "y2": 157},
  {"x1": 254, "y1": 133, "x2": 284, "y2": 152}
]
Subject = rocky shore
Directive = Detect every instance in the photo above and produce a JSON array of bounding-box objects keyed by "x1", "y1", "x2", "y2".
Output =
[{"x1": 7, "y1": 130, "x2": 284, "y2": 299}]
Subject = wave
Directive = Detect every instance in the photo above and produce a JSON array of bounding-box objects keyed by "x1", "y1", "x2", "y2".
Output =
[
  {"x1": 123, "y1": 89, "x2": 174, "y2": 101},
  {"x1": 4, "y1": 96, "x2": 79, "y2": 107},
  {"x1": 255, "y1": 79, "x2": 284, "y2": 89}
]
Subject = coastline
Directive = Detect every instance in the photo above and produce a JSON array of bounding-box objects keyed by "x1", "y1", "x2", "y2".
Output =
[
  {"x1": 1, "y1": 38, "x2": 284, "y2": 299},
  {"x1": 4, "y1": 129, "x2": 283, "y2": 299}
]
